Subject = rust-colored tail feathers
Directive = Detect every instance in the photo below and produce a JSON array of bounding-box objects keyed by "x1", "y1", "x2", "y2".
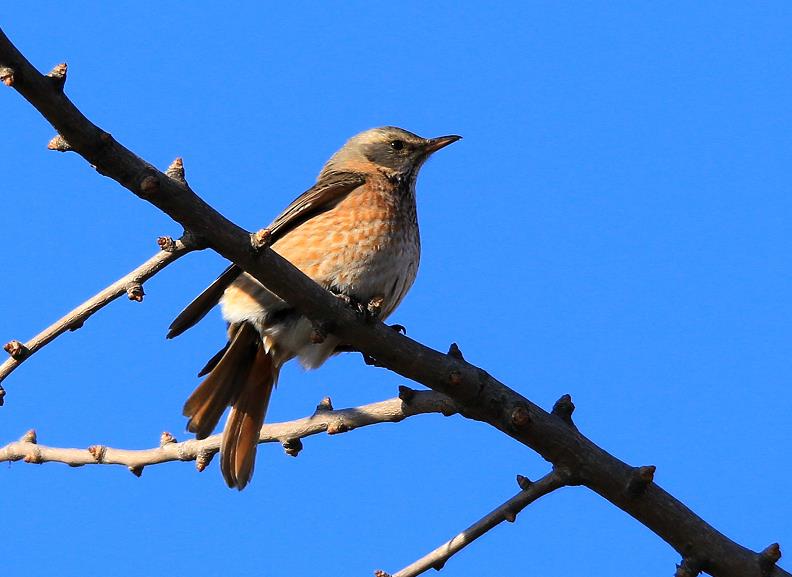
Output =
[{"x1": 183, "y1": 322, "x2": 278, "y2": 489}]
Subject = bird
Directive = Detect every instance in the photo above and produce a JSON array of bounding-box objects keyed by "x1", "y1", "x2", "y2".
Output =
[{"x1": 166, "y1": 126, "x2": 460, "y2": 489}]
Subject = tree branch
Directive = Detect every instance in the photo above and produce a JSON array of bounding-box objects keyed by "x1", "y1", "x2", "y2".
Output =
[
  {"x1": 376, "y1": 469, "x2": 570, "y2": 577},
  {"x1": 0, "y1": 235, "x2": 196, "y2": 400},
  {"x1": 0, "y1": 391, "x2": 457, "y2": 474},
  {"x1": 0, "y1": 28, "x2": 786, "y2": 577}
]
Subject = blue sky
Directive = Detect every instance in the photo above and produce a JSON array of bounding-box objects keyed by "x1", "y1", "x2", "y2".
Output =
[{"x1": 1, "y1": 2, "x2": 790, "y2": 575}]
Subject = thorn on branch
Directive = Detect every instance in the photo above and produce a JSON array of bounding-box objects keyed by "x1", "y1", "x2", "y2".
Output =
[
  {"x1": 551, "y1": 394, "x2": 576, "y2": 427},
  {"x1": 390, "y1": 323, "x2": 406, "y2": 335},
  {"x1": 398, "y1": 385, "x2": 416, "y2": 404},
  {"x1": 432, "y1": 560, "x2": 446, "y2": 571},
  {"x1": 4, "y1": 340, "x2": 28, "y2": 360},
  {"x1": 626, "y1": 465, "x2": 656, "y2": 497},
  {"x1": 759, "y1": 543, "x2": 782, "y2": 574},
  {"x1": 315, "y1": 396, "x2": 334, "y2": 413},
  {"x1": 88, "y1": 445, "x2": 107, "y2": 463},
  {"x1": 159, "y1": 431, "x2": 176, "y2": 447},
  {"x1": 0, "y1": 66, "x2": 15, "y2": 86},
  {"x1": 68, "y1": 320, "x2": 84, "y2": 332},
  {"x1": 45, "y1": 62, "x2": 67, "y2": 90},
  {"x1": 165, "y1": 157, "x2": 186, "y2": 183},
  {"x1": 47, "y1": 134, "x2": 72, "y2": 152},
  {"x1": 374, "y1": 571, "x2": 392, "y2": 577},
  {"x1": 675, "y1": 557, "x2": 703, "y2": 577},
  {"x1": 503, "y1": 508, "x2": 517, "y2": 523},
  {"x1": 250, "y1": 228, "x2": 272, "y2": 252},
  {"x1": 21, "y1": 429, "x2": 37, "y2": 444},
  {"x1": 128, "y1": 465, "x2": 143, "y2": 477},
  {"x1": 516, "y1": 474, "x2": 533, "y2": 491},
  {"x1": 195, "y1": 449, "x2": 214, "y2": 472},
  {"x1": 510, "y1": 405, "x2": 532, "y2": 430},
  {"x1": 282, "y1": 438, "x2": 303, "y2": 457},
  {"x1": 126, "y1": 282, "x2": 145, "y2": 302},
  {"x1": 447, "y1": 342, "x2": 465, "y2": 360},
  {"x1": 157, "y1": 235, "x2": 176, "y2": 252}
]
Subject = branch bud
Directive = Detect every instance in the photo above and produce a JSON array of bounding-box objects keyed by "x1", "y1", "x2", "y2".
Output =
[
  {"x1": 196, "y1": 449, "x2": 215, "y2": 472},
  {"x1": 126, "y1": 282, "x2": 145, "y2": 302},
  {"x1": 447, "y1": 342, "x2": 465, "y2": 360},
  {"x1": 47, "y1": 134, "x2": 72, "y2": 152},
  {"x1": 159, "y1": 431, "x2": 177, "y2": 447},
  {"x1": 165, "y1": 157, "x2": 186, "y2": 183},
  {"x1": 315, "y1": 396, "x2": 334, "y2": 413},
  {"x1": 627, "y1": 465, "x2": 656, "y2": 497},
  {"x1": 157, "y1": 236, "x2": 176, "y2": 252},
  {"x1": 0, "y1": 67, "x2": 15, "y2": 86},
  {"x1": 21, "y1": 429, "x2": 37, "y2": 444},
  {"x1": 46, "y1": 62, "x2": 67, "y2": 90},
  {"x1": 398, "y1": 385, "x2": 416, "y2": 404},
  {"x1": 759, "y1": 543, "x2": 782, "y2": 572},
  {"x1": 282, "y1": 438, "x2": 303, "y2": 457},
  {"x1": 4, "y1": 340, "x2": 28, "y2": 360},
  {"x1": 250, "y1": 228, "x2": 272, "y2": 252},
  {"x1": 516, "y1": 474, "x2": 533, "y2": 491}
]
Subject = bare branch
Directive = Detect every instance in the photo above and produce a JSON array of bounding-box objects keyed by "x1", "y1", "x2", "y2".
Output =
[
  {"x1": 0, "y1": 236, "x2": 195, "y2": 392},
  {"x1": 0, "y1": 391, "x2": 458, "y2": 471},
  {"x1": 380, "y1": 469, "x2": 570, "y2": 577},
  {"x1": 0, "y1": 28, "x2": 788, "y2": 577}
]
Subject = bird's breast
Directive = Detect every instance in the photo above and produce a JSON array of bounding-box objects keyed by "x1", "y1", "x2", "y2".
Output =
[{"x1": 270, "y1": 176, "x2": 420, "y2": 312}]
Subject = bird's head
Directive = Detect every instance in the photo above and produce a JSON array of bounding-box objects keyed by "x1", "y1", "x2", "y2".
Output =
[{"x1": 321, "y1": 126, "x2": 461, "y2": 180}]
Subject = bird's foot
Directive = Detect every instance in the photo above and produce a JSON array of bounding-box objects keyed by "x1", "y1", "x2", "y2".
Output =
[{"x1": 333, "y1": 292, "x2": 366, "y2": 316}]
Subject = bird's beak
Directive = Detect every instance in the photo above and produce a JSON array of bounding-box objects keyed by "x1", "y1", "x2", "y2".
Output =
[{"x1": 423, "y1": 135, "x2": 462, "y2": 155}]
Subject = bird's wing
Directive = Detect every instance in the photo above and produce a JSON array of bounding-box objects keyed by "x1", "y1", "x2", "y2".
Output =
[
  {"x1": 266, "y1": 171, "x2": 367, "y2": 241},
  {"x1": 166, "y1": 171, "x2": 367, "y2": 339}
]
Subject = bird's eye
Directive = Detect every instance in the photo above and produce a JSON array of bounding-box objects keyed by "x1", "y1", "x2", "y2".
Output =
[{"x1": 390, "y1": 140, "x2": 405, "y2": 151}]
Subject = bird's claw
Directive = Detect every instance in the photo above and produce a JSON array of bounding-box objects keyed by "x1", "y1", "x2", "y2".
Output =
[{"x1": 333, "y1": 292, "x2": 367, "y2": 316}]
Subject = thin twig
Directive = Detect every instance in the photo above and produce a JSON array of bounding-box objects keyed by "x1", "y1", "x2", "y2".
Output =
[
  {"x1": 0, "y1": 236, "x2": 195, "y2": 392},
  {"x1": 0, "y1": 391, "x2": 457, "y2": 472},
  {"x1": 381, "y1": 469, "x2": 570, "y2": 577}
]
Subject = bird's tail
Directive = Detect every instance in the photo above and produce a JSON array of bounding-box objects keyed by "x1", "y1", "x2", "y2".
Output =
[{"x1": 183, "y1": 322, "x2": 278, "y2": 490}]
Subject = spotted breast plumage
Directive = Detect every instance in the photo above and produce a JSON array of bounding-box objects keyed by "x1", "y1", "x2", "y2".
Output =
[{"x1": 167, "y1": 126, "x2": 460, "y2": 489}]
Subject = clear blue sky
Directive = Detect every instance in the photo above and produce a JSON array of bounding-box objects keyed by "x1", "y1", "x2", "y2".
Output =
[{"x1": 2, "y1": 3, "x2": 790, "y2": 576}]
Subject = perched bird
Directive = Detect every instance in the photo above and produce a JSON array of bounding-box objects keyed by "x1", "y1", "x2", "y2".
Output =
[{"x1": 167, "y1": 126, "x2": 460, "y2": 489}]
